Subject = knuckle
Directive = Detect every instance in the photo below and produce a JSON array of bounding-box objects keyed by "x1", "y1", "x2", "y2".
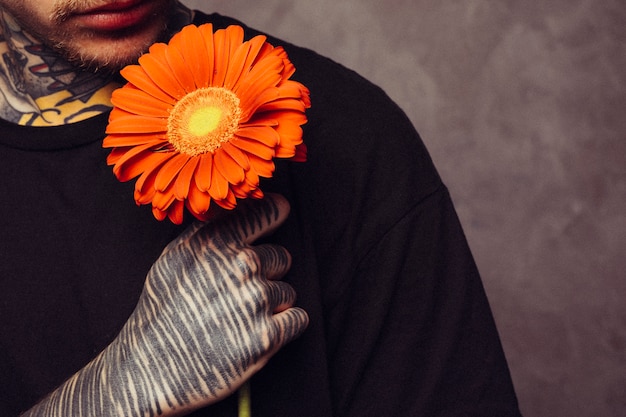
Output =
[
  {"x1": 235, "y1": 247, "x2": 261, "y2": 276},
  {"x1": 275, "y1": 281, "x2": 297, "y2": 304},
  {"x1": 255, "y1": 244, "x2": 292, "y2": 276}
]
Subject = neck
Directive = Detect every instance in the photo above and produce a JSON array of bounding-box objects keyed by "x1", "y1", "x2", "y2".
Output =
[
  {"x1": 0, "y1": 10, "x2": 119, "y2": 126},
  {"x1": 0, "y1": 3, "x2": 194, "y2": 126}
]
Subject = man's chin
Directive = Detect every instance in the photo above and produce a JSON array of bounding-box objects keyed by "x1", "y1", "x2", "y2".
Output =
[
  {"x1": 62, "y1": 48, "x2": 144, "y2": 74},
  {"x1": 49, "y1": 16, "x2": 169, "y2": 73},
  {"x1": 52, "y1": 33, "x2": 158, "y2": 73}
]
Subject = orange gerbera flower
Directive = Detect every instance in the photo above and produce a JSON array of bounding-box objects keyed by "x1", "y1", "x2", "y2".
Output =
[{"x1": 103, "y1": 24, "x2": 310, "y2": 224}]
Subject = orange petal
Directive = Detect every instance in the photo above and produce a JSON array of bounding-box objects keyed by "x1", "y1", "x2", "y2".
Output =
[
  {"x1": 292, "y1": 143, "x2": 308, "y2": 162},
  {"x1": 239, "y1": 88, "x2": 280, "y2": 121},
  {"x1": 105, "y1": 114, "x2": 167, "y2": 134},
  {"x1": 276, "y1": 118, "x2": 305, "y2": 148},
  {"x1": 191, "y1": 211, "x2": 212, "y2": 222},
  {"x1": 164, "y1": 39, "x2": 197, "y2": 93},
  {"x1": 231, "y1": 168, "x2": 260, "y2": 198},
  {"x1": 231, "y1": 182, "x2": 250, "y2": 199},
  {"x1": 244, "y1": 80, "x2": 309, "y2": 118},
  {"x1": 152, "y1": 206, "x2": 168, "y2": 221},
  {"x1": 139, "y1": 45, "x2": 187, "y2": 99},
  {"x1": 251, "y1": 42, "x2": 274, "y2": 65},
  {"x1": 275, "y1": 146, "x2": 296, "y2": 159},
  {"x1": 104, "y1": 133, "x2": 163, "y2": 148},
  {"x1": 222, "y1": 141, "x2": 250, "y2": 171},
  {"x1": 263, "y1": 45, "x2": 289, "y2": 63},
  {"x1": 214, "y1": 188, "x2": 237, "y2": 210},
  {"x1": 209, "y1": 161, "x2": 229, "y2": 200},
  {"x1": 223, "y1": 41, "x2": 249, "y2": 91},
  {"x1": 250, "y1": 188, "x2": 264, "y2": 199},
  {"x1": 174, "y1": 156, "x2": 200, "y2": 200},
  {"x1": 240, "y1": 53, "x2": 283, "y2": 86},
  {"x1": 277, "y1": 126, "x2": 305, "y2": 147},
  {"x1": 211, "y1": 31, "x2": 228, "y2": 87},
  {"x1": 277, "y1": 80, "x2": 311, "y2": 99},
  {"x1": 211, "y1": 25, "x2": 244, "y2": 87},
  {"x1": 242, "y1": 34, "x2": 268, "y2": 66},
  {"x1": 255, "y1": 97, "x2": 308, "y2": 114},
  {"x1": 166, "y1": 199, "x2": 185, "y2": 225},
  {"x1": 197, "y1": 24, "x2": 216, "y2": 87},
  {"x1": 111, "y1": 88, "x2": 171, "y2": 117},
  {"x1": 244, "y1": 166, "x2": 261, "y2": 189},
  {"x1": 120, "y1": 65, "x2": 177, "y2": 105},
  {"x1": 266, "y1": 46, "x2": 295, "y2": 79},
  {"x1": 230, "y1": 137, "x2": 275, "y2": 160},
  {"x1": 106, "y1": 147, "x2": 126, "y2": 165},
  {"x1": 214, "y1": 148, "x2": 245, "y2": 184},
  {"x1": 175, "y1": 24, "x2": 212, "y2": 88},
  {"x1": 248, "y1": 153, "x2": 276, "y2": 177},
  {"x1": 152, "y1": 186, "x2": 177, "y2": 211},
  {"x1": 195, "y1": 153, "x2": 213, "y2": 192},
  {"x1": 155, "y1": 153, "x2": 190, "y2": 192},
  {"x1": 224, "y1": 26, "x2": 245, "y2": 56},
  {"x1": 240, "y1": 116, "x2": 278, "y2": 128},
  {"x1": 245, "y1": 111, "x2": 303, "y2": 132},
  {"x1": 236, "y1": 126, "x2": 280, "y2": 148},
  {"x1": 186, "y1": 179, "x2": 211, "y2": 216},
  {"x1": 135, "y1": 164, "x2": 161, "y2": 204},
  {"x1": 224, "y1": 33, "x2": 266, "y2": 90},
  {"x1": 120, "y1": 151, "x2": 172, "y2": 184},
  {"x1": 111, "y1": 140, "x2": 163, "y2": 168},
  {"x1": 112, "y1": 143, "x2": 172, "y2": 181},
  {"x1": 235, "y1": 58, "x2": 283, "y2": 104}
]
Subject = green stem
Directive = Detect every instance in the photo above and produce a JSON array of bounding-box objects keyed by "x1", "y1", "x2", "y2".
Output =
[{"x1": 238, "y1": 381, "x2": 251, "y2": 417}]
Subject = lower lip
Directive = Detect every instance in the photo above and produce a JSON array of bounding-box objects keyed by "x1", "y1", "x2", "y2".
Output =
[{"x1": 73, "y1": 0, "x2": 155, "y2": 32}]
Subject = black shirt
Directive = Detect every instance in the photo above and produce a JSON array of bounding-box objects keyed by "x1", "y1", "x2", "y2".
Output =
[{"x1": 0, "y1": 12, "x2": 521, "y2": 417}]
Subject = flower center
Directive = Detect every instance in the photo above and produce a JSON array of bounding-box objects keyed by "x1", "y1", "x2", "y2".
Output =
[{"x1": 167, "y1": 87, "x2": 242, "y2": 156}]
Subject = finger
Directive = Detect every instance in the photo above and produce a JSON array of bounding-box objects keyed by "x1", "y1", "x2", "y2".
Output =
[
  {"x1": 269, "y1": 307, "x2": 309, "y2": 350},
  {"x1": 229, "y1": 193, "x2": 291, "y2": 245},
  {"x1": 183, "y1": 194, "x2": 289, "y2": 251},
  {"x1": 252, "y1": 244, "x2": 292, "y2": 281},
  {"x1": 265, "y1": 280, "x2": 298, "y2": 313}
]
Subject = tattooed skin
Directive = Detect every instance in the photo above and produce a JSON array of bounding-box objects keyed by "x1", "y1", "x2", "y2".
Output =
[
  {"x1": 0, "y1": 2, "x2": 193, "y2": 125},
  {"x1": 22, "y1": 194, "x2": 309, "y2": 417},
  {"x1": 0, "y1": 10, "x2": 114, "y2": 124}
]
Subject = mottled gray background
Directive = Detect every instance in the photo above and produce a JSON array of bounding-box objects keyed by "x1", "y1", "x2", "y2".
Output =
[{"x1": 185, "y1": 1, "x2": 626, "y2": 416}]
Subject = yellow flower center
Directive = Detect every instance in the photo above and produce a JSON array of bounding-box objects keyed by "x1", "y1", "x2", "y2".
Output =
[{"x1": 167, "y1": 87, "x2": 242, "y2": 156}]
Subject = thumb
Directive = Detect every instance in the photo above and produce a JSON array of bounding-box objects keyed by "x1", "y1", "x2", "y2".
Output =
[{"x1": 169, "y1": 194, "x2": 291, "y2": 251}]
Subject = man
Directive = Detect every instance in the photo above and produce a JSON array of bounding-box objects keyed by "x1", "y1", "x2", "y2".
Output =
[{"x1": 0, "y1": 1, "x2": 522, "y2": 416}]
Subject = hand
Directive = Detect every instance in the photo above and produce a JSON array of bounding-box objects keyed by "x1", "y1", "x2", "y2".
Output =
[
  {"x1": 122, "y1": 193, "x2": 309, "y2": 413},
  {"x1": 23, "y1": 194, "x2": 308, "y2": 417}
]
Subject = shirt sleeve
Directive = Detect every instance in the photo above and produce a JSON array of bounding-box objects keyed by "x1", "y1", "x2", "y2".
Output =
[
  {"x1": 253, "y1": 37, "x2": 522, "y2": 416},
  {"x1": 323, "y1": 184, "x2": 522, "y2": 416}
]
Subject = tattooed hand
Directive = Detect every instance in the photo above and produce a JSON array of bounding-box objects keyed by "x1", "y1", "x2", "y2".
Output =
[{"x1": 23, "y1": 194, "x2": 309, "y2": 417}]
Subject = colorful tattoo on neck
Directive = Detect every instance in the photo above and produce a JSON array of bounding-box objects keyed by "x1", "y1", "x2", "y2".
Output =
[
  {"x1": 0, "y1": 2, "x2": 193, "y2": 126},
  {"x1": 0, "y1": 11, "x2": 118, "y2": 125}
]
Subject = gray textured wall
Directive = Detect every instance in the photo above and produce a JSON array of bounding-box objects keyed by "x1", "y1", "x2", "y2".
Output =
[{"x1": 184, "y1": 1, "x2": 626, "y2": 416}]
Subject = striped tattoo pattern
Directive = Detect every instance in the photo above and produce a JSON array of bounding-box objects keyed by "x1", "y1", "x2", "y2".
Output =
[{"x1": 23, "y1": 195, "x2": 308, "y2": 417}]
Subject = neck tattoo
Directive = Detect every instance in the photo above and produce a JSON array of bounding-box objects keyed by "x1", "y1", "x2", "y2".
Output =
[{"x1": 0, "y1": 3, "x2": 193, "y2": 127}]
